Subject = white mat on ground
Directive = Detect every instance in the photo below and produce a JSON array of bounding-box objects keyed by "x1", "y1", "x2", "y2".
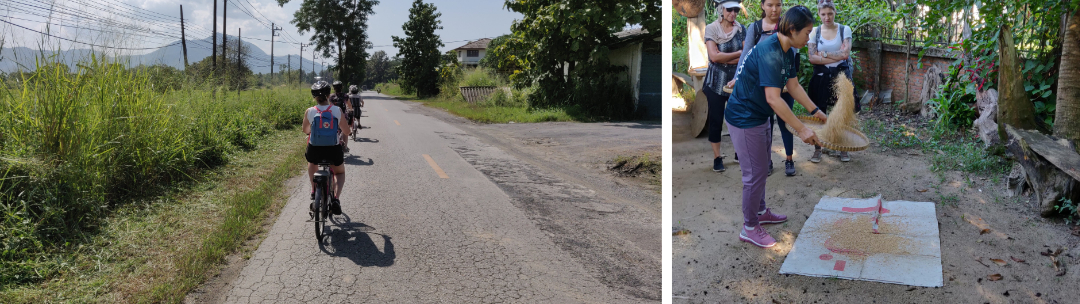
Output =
[{"x1": 779, "y1": 196, "x2": 943, "y2": 287}]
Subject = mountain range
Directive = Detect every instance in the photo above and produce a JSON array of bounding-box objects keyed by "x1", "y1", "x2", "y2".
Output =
[{"x1": 0, "y1": 34, "x2": 326, "y2": 75}]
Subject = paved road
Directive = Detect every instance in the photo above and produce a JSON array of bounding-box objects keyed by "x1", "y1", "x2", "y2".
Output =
[{"x1": 207, "y1": 92, "x2": 659, "y2": 303}]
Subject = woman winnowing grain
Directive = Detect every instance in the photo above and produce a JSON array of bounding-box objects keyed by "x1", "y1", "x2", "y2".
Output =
[{"x1": 725, "y1": 6, "x2": 828, "y2": 248}]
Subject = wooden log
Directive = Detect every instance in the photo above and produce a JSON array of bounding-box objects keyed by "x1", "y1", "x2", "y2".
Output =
[{"x1": 1005, "y1": 125, "x2": 1080, "y2": 216}]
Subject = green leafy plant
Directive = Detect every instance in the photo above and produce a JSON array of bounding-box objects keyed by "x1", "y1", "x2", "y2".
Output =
[
  {"x1": 1055, "y1": 198, "x2": 1078, "y2": 225},
  {"x1": 926, "y1": 80, "x2": 977, "y2": 131}
]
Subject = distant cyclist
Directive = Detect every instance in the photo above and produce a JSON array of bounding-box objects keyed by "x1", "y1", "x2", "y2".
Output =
[
  {"x1": 329, "y1": 81, "x2": 353, "y2": 152},
  {"x1": 348, "y1": 84, "x2": 364, "y2": 131},
  {"x1": 303, "y1": 81, "x2": 349, "y2": 215}
]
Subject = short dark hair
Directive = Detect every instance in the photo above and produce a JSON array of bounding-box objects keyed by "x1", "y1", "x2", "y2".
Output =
[{"x1": 778, "y1": 5, "x2": 814, "y2": 37}]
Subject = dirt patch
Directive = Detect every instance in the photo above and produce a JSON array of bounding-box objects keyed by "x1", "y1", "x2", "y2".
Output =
[{"x1": 672, "y1": 110, "x2": 1080, "y2": 303}]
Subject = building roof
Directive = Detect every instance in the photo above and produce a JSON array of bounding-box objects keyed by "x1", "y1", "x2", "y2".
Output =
[
  {"x1": 609, "y1": 28, "x2": 659, "y2": 49},
  {"x1": 454, "y1": 38, "x2": 492, "y2": 50}
]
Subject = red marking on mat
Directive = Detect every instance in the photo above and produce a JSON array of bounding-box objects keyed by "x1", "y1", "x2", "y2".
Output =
[
  {"x1": 833, "y1": 260, "x2": 846, "y2": 271},
  {"x1": 842, "y1": 206, "x2": 891, "y2": 213},
  {"x1": 820, "y1": 254, "x2": 833, "y2": 260}
]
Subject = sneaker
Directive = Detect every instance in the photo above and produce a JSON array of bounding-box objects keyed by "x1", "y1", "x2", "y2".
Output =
[
  {"x1": 311, "y1": 190, "x2": 315, "y2": 201},
  {"x1": 768, "y1": 161, "x2": 774, "y2": 176},
  {"x1": 739, "y1": 225, "x2": 777, "y2": 248},
  {"x1": 330, "y1": 199, "x2": 342, "y2": 215},
  {"x1": 810, "y1": 149, "x2": 822, "y2": 163},
  {"x1": 713, "y1": 157, "x2": 725, "y2": 172},
  {"x1": 840, "y1": 151, "x2": 851, "y2": 162},
  {"x1": 758, "y1": 207, "x2": 788, "y2": 224},
  {"x1": 784, "y1": 160, "x2": 795, "y2": 176},
  {"x1": 343, "y1": 146, "x2": 351, "y2": 153},
  {"x1": 309, "y1": 202, "x2": 315, "y2": 213},
  {"x1": 734, "y1": 153, "x2": 739, "y2": 163}
]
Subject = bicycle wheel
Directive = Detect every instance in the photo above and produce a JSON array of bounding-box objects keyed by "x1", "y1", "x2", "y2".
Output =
[{"x1": 314, "y1": 184, "x2": 324, "y2": 242}]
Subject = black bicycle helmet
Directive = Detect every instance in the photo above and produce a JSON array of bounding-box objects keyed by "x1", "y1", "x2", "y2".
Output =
[
  {"x1": 311, "y1": 81, "x2": 331, "y2": 97},
  {"x1": 349, "y1": 85, "x2": 359, "y2": 94},
  {"x1": 332, "y1": 80, "x2": 344, "y2": 91}
]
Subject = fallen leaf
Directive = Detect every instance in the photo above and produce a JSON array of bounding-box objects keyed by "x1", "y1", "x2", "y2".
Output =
[
  {"x1": 988, "y1": 274, "x2": 1003, "y2": 281},
  {"x1": 917, "y1": 188, "x2": 928, "y2": 192},
  {"x1": 1010, "y1": 256, "x2": 1027, "y2": 264},
  {"x1": 905, "y1": 287, "x2": 917, "y2": 291},
  {"x1": 673, "y1": 229, "x2": 691, "y2": 236},
  {"x1": 990, "y1": 258, "x2": 1008, "y2": 266},
  {"x1": 772, "y1": 300, "x2": 781, "y2": 304},
  {"x1": 980, "y1": 228, "x2": 991, "y2": 235},
  {"x1": 1071, "y1": 226, "x2": 1080, "y2": 236},
  {"x1": 975, "y1": 257, "x2": 990, "y2": 267}
]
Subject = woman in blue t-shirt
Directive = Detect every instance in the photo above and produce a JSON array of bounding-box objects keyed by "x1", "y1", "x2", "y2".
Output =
[{"x1": 725, "y1": 6, "x2": 827, "y2": 248}]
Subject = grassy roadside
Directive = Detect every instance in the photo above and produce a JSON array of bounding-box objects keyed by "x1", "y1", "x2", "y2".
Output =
[
  {"x1": 377, "y1": 83, "x2": 575, "y2": 123},
  {"x1": 0, "y1": 127, "x2": 307, "y2": 303}
]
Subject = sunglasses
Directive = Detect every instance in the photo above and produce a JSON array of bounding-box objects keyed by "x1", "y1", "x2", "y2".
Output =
[{"x1": 725, "y1": 7, "x2": 741, "y2": 13}]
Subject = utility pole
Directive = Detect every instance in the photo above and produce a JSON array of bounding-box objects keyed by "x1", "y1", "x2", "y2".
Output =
[
  {"x1": 237, "y1": 28, "x2": 242, "y2": 73},
  {"x1": 288, "y1": 55, "x2": 291, "y2": 82},
  {"x1": 299, "y1": 43, "x2": 305, "y2": 83},
  {"x1": 222, "y1": 0, "x2": 227, "y2": 58},
  {"x1": 271, "y1": 23, "x2": 280, "y2": 83},
  {"x1": 212, "y1": 0, "x2": 217, "y2": 71},
  {"x1": 312, "y1": 48, "x2": 315, "y2": 79},
  {"x1": 180, "y1": 5, "x2": 189, "y2": 68},
  {"x1": 238, "y1": 27, "x2": 241, "y2": 97}
]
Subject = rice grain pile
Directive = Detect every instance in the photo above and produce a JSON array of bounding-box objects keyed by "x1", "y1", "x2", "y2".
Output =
[
  {"x1": 819, "y1": 73, "x2": 859, "y2": 146},
  {"x1": 822, "y1": 214, "x2": 915, "y2": 261}
]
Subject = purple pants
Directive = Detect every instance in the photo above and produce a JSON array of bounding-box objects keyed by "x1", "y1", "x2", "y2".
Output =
[{"x1": 726, "y1": 120, "x2": 770, "y2": 227}]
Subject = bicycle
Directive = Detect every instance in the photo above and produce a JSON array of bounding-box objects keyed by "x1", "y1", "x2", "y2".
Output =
[
  {"x1": 310, "y1": 161, "x2": 337, "y2": 243},
  {"x1": 350, "y1": 96, "x2": 363, "y2": 139}
]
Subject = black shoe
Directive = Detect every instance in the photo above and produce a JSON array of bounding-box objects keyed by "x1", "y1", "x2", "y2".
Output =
[
  {"x1": 734, "y1": 153, "x2": 739, "y2": 163},
  {"x1": 768, "y1": 161, "x2": 774, "y2": 176},
  {"x1": 713, "y1": 157, "x2": 725, "y2": 172},
  {"x1": 309, "y1": 202, "x2": 315, "y2": 213},
  {"x1": 310, "y1": 191, "x2": 315, "y2": 200},
  {"x1": 330, "y1": 199, "x2": 342, "y2": 215},
  {"x1": 785, "y1": 160, "x2": 796, "y2": 176}
]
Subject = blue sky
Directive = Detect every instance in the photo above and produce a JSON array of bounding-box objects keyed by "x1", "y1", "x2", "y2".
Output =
[{"x1": 2, "y1": 0, "x2": 521, "y2": 58}]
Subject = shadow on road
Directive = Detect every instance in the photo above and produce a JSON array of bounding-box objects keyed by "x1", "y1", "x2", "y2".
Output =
[
  {"x1": 344, "y1": 155, "x2": 374, "y2": 166},
  {"x1": 320, "y1": 214, "x2": 396, "y2": 267},
  {"x1": 604, "y1": 122, "x2": 661, "y2": 129},
  {"x1": 353, "y1": 137, "x2": 379, "y2": 143}
]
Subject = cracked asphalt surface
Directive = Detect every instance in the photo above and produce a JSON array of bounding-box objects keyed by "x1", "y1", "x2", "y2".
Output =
[{"x1": 192, "y1": 92, "x2": 659, "y2": 303}]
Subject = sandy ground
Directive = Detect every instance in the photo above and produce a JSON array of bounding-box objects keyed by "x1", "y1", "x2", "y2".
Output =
[{"x1": 671, "y1": 109, "x2": 1080, "y2": 304}]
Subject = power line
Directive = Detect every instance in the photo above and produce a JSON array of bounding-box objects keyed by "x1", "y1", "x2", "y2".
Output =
[{"x1": 0, "y1": 18, "x2": 183, "y2": 50}]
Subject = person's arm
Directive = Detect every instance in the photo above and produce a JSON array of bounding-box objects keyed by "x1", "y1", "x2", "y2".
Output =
[
  {"x1": 808, "y1": 42, "x2": 844, "y2": 65},
  {"x1": 766, "y1": 85, "x2": 820, "y2": 146},
  {"x1": 727, "y1": 27, "x2": 757, "y2": 88},
  {"x1": 302, "y1": 111, "x2": 311, "y2": 135},
  {"x1": 822, "y1": 39, "x2": 852, "y2": 61},
  {"x1": 707, "y1": 40, "x2": 742, "y2": 64}
]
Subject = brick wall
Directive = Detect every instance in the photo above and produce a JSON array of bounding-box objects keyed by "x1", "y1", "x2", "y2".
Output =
[{"x1": 850, "y1": 42, "x2": 958, "y2": 103}]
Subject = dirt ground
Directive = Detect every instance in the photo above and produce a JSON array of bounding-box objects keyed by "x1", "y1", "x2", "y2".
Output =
[{"x1": 671, "y1": 109, "x2": 1080, "y2": 304}]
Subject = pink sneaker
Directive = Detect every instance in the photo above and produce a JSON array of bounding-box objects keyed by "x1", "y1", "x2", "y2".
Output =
[
  {"x1": 739, "y1": 225, "x2": 776, "y2": 248},
  {"x1": 758, "y1": 208, "x2": 788, "y2": 224}
]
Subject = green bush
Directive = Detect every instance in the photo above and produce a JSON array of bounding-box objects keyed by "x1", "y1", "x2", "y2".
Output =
[{"x1": 0, "y1": 54, "x2": 310, "y2": 286}]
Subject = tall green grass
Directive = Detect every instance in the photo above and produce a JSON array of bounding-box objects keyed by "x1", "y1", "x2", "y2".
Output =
[{"x1": 0, "y1": 54, "x2": 311, "y2": 286}]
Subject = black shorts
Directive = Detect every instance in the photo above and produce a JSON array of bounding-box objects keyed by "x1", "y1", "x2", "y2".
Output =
[{"x1": 305, "y1": 144, "x2": 344, "y2": 166}]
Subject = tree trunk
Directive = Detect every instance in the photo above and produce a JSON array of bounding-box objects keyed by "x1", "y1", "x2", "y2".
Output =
[
  {"x1": 997, "y1": 23, "x2": 1041, "y2": 143},
  {"x1": 1056, "y1": 9, "x2": 1080, "y2": 148}
]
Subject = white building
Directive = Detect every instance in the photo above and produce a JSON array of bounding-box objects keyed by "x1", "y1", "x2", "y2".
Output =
[{"x1": 452, "y1": 38, "x2": 491, "y2": 67}]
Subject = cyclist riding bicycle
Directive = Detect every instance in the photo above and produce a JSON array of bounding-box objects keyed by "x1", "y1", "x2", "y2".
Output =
[
  {"x1": 304, "y1": 81, "x2": 349, "y2": 215},
  {"x1": 348, "y1": 84, "x2": 364, "y2": 130},
  {"x1": 329, "y1": 81, "x2": 354, "y2": 152}
]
